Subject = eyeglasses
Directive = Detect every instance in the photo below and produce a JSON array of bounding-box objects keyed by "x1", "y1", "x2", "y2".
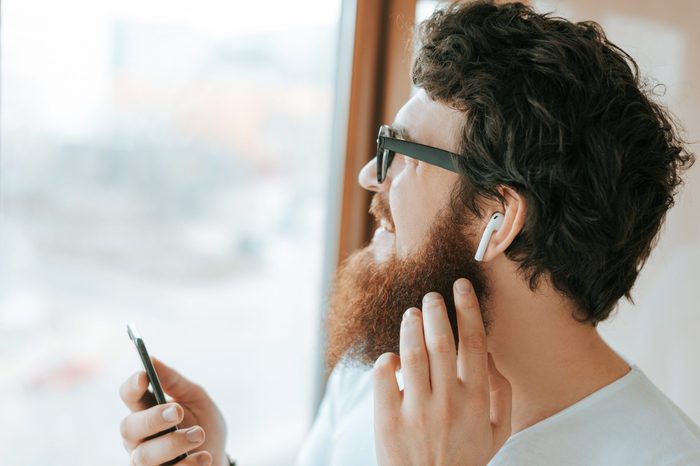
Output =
[{"x1": 375, "y1": 124, "x2": 461, "y2": 183}]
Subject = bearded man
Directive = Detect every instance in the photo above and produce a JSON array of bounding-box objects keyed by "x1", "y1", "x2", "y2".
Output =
[{"x1": 118, "y1": 2, "x2": 700, "y2": 466}]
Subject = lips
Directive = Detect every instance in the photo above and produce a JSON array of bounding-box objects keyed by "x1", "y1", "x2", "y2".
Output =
[
  {"x1": 369, "y1": 193, "x2": 394, "y2": 232},
  {"x1": 379, "y1": 218, "x2": 395, "y2": 233}
]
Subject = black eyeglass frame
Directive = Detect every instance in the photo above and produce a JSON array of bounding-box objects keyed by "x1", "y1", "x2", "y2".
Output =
[{"x1": 375, "y1": 124, "x2": 461, "y2": 183}]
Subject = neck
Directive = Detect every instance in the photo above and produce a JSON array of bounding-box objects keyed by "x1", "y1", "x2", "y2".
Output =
[{"x1": 484, "y1": 257, "x2": 631, "y2": 434}]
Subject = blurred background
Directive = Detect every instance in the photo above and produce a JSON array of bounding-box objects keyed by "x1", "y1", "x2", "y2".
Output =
[
  {"x1": 0, "y1": 0, "x2": 341, "y2": 464},
  {"x1": 0, "y1": 1, "x2": 698, "y2": 465}
]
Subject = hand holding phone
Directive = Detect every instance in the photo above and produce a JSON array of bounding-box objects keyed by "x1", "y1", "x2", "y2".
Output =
[
  {"x1": 127, "y1": 323, "x2": 188, "y2": 464},
  {"x1": 120, "y1": 324, "x2": 229, "y2": 466}
]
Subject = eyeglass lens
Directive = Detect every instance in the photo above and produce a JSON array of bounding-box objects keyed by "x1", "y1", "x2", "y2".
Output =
[{"x1": 376, "y1": 126, "x2": 395, "y2": 183}]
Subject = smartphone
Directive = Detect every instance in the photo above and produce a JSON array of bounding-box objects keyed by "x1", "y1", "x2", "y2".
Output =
[{"x1": 127, "y1": 323, "x2": 188, "y2": 465}]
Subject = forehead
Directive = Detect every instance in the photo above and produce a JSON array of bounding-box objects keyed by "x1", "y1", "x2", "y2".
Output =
[{"x1": 393, "y1": 89, "x2": 464, "y2": 153}]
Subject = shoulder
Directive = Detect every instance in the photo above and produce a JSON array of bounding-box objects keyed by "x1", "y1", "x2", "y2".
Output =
[
  {"x1": 325, "y1": 359, "x2": 374, "y2": 415},
  {"x1": 620, "y1": 367, "x2": 700, "y2": 462},
  {"x1": 491, "y1": 366, "x2": 700, "y2": 466}
]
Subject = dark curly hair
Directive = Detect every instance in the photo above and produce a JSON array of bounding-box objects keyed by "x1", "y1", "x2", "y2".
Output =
[{"x1": 412, "y1": 1, "x2": 695, "y2": 324}]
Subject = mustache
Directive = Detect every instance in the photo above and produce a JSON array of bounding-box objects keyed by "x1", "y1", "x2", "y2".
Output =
[{"x1": 369, "y1": 193, "x2": 394, "y2": 231}]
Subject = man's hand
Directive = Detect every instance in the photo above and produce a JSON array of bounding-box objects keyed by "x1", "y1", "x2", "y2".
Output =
[
  {"x1": 373, "y1": 278, "x2": 512, "y2": 466},
  {"x1": 119, "y1": 357, "x2": 229, "y2": 466}
]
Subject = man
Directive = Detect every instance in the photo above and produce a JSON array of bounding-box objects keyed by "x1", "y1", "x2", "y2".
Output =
[{"x1": 118, "y1": 2, "x2": 700, "y2": 465}]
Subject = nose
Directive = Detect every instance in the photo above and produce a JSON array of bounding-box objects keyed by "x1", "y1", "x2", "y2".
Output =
[{"x1": 358, "y1": 157, "x2": 386, "y2": 193}]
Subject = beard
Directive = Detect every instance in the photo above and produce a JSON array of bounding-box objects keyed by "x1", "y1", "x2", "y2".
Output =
[{"x1": 324, "y1": 193, "x2": 491, "y2": 371}]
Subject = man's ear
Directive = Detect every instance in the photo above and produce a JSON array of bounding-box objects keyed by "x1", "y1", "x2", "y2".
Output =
[{"x1": 479, "y1": 186, "x2": 526, "y2": 262}]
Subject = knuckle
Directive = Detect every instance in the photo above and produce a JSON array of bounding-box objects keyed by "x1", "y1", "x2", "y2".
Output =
[
  {"x1": 123, "y1": 438, "x2": 129, "y2": 452},
  {"x1": 435, "y1": 390, "x2": 458, "y2": 415},
  {"x1": 377, "y1": 405, "x2": 402, "y2": 429},
  {"x1": 119, "y1": 416, "x2": 131, "y2": 440},
  {"x1": 165, "y1": 430, "x2": 182, "y2": 450},
  {"x1": 146, "y1": 410, "x2": 162, "y2": 434},
  {"x1": 462, "y1": 332, "x2": 487, "y2": 354},
  {"x1": 130, "y1": 447, "x2": 146, "y2": 466},
  {"x1": 434, "y1": 400, "x2": 453, "y2": 422},
  {"x1": 119, "y1": 381, "x2": 131, "y2": 403},
  {"x1": 401, "y1": 348, "x2": 424, "y2": 368},
  {"x1": 406, "y1": 407, "x2": 430, "y2": 430},
  {"x1": 468, "y1": 391, "x2": 489, "y2": 413},
  {"x1": 430, "y1": 333, "x2": 454, "y2": 354},
  {"x1": 121, "y1": 373, "x2": 144, "y2": 403},
  {"x1": 122, "y1": 437, "x2": 136, "y2": 453}
]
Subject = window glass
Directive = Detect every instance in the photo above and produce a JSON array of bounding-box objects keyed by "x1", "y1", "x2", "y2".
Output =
[
  {"x1": 0, "y1": 1, "x2": 341, "y2": 464},
  {"x1": 412, "y1": 0, "x2": 442, "y2": 97},
  {"x1": 416, "y1": 0, "x2": 441, "y2": 23}
]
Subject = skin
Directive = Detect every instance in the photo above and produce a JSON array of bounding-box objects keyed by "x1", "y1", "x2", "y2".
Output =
[
  {"x1": 374, "y1": 281, "x2": 512, "y2": 466},
  {"x1": 118, "y1": 89, "x2": 630, "y2": 464},
  {"x1": 119, "y1": 357, "x2": 228, "y2": 466}
]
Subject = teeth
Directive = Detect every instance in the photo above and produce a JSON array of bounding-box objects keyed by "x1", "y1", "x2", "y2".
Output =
[{"x1": 380, "y1": 219, "x2": 393, "y2": 232}]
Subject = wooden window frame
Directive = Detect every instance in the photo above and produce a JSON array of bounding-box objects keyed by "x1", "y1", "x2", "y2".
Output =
[
  {"x1": 308, "y1": 0, "x2": 417, "y2": 418},
  {"x1": 337, "y1": 0, "x2": 417, "y2": 264}
]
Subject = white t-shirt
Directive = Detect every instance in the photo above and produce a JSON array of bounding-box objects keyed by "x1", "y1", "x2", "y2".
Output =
[{"x1": 295, "y1": 360, "x2": 700, "y2": 466}]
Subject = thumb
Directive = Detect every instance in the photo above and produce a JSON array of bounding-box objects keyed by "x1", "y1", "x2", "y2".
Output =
[
  {"x1": 488, "y1": 353, "x2": 512, "y2": 448},
  {"x1": 151, "y1": 356, "x2": 205, "y2": 401}
]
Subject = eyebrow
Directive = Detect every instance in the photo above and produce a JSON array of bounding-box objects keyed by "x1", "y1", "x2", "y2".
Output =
[{"x1": 390, "y1": 124, "x2": 415, "y2": 143}]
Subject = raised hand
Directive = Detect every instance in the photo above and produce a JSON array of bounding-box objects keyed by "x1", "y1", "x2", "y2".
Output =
[{"x1": 373, "y1": 278, "x2": 512, "y2": 466}]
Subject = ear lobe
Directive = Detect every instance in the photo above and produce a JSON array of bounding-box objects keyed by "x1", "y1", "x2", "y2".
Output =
[{"x1": 478, "y1": 187, "x2": 526, "y2": 263}]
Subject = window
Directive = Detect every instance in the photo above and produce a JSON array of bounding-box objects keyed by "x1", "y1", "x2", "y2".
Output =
[{"x1": 0, "y1": 0, "x2": 341, "y2": 464}]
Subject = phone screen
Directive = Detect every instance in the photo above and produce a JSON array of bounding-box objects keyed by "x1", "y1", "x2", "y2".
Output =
[{"x1": 127, "y1": 323, "x2": 188, "y2": 464}]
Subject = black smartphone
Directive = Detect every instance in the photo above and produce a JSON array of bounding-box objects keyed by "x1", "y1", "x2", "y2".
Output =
[{"x1": 127, "y1": 323, "x2": 188, "y2": 465}]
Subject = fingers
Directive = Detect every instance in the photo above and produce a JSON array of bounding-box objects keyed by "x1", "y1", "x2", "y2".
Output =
[
  {"x1": 399, "y1": 307, "x2": 431, "y2": 403},
  {"x1": 421, "y1": 292, "x2": 457, "y2": 394},
  {"x1": 178, "y1": 451, "x2": 213, "y2": 466},
  {"x1": 121, "y1": 371, "x2": 157, "y2": 412},
  {"x1": 121, "y1": 403, "x2": 184, "y2": 449},
  {"x1": 151, "y1": 357, "x2": 205, "y2": 401},
  {"x1": 129, "y1": 426, "x2": 206, "y2": 466},
  {"x1": 454, "y1": 278, "x2": 489, "y2": 397},
  {"x1": 488, "y1": 353, "x2": 512, "y2": 447},
  {"x1": 373, "y1": 352, "x2": 402, "y2": 431}
]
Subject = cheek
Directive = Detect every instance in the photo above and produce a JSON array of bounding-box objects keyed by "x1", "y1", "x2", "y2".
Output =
[
  {"x1": 389, "y1": 164, "x2": 458, "y2": 258},
  {"x1": 389, "y1": 165, "x2": 454, "y2": 257}
]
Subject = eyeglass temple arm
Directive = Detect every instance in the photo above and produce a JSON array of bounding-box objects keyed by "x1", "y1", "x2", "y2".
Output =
[{"x1": 382, "y1": 138, "x2": 460, "y2": 174}]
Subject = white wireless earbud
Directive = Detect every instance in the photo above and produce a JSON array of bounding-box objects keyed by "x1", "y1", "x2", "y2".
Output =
[{"x1": 474, "y1": 212, "x2": 504, "y2": 262}]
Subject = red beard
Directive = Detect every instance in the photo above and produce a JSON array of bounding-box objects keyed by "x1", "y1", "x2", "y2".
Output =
[{"x1": 324, "y1": 193, "x2": 491, "y2": 371}]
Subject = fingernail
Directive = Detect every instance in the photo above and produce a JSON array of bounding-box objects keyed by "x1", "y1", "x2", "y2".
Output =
[
  {"x1": 186, "y1": 426, "x2": 204, "y2": 443},
  {"x1": 423, "y1": 292, "x2": 441, "y2": 304},
  {"x1": 456, "y1": 279, "x2": 471, "y2": 294},
  {"x1": 403, "y1": 308, "x2": 419, "y2": 320},
  {"x1": 197, "y1": 454, "x2": 211, "y2": 466},
  {"x1": 162, "y1": 405, "x2": 178, "y2": 422}
]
